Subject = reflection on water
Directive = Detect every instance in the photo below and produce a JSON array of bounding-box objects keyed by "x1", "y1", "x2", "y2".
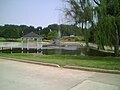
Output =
[
  {"x1": 42, "y1": 48, "x2": 86, "y2": 56},
  {"x1": 0, "y1": 46, "x2": 115, "y2": 56}
]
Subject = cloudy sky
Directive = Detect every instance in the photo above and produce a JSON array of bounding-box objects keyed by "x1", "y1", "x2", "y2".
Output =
[{"x1": 0, "y1": 0, "x2": 63, "y2": 27}]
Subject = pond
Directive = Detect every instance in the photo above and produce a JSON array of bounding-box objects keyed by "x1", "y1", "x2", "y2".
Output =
[{"x1": 0, "y1": 46, "x2": 115, "y2": 56}]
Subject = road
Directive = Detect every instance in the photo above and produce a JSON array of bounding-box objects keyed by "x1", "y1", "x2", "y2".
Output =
[{"x1": 0, "y1": 59, "x2": 120, "y2": 90}]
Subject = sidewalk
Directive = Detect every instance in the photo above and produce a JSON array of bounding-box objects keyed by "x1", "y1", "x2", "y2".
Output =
[{"x1": 0, "y1": 58, "x2": 120, "y2": 90}]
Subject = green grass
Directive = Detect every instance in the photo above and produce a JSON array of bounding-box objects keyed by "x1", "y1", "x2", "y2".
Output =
[
  {"x1": 0, "y1": 38, "x2": 22, "y2": 42},
  {"x1": 0, "y1": 53, "x2": 120, "y2": 70}
]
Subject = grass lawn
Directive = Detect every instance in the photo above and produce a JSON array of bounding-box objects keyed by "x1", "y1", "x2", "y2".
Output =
[
  {"x1": 0, "y1": 53, "x2": 120, "y2": 70},
  {"x1": 0, "y1": 38, "x2": 22, "y2": 42}
]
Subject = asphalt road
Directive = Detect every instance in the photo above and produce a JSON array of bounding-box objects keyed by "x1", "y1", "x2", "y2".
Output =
[{"x1": 0, "y1": 59, "x2": 120, "y2": 90}]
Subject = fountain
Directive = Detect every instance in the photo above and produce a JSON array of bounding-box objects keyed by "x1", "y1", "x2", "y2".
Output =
[
  {"x1": 53, "y1": 29, "x2": 61, "y2": 46},
  {"x1": 43, "y1": 28, "x2": 81, "y2": 51}
]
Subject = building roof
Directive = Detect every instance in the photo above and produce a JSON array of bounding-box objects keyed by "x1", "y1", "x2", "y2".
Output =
[{"x1": 22, "y1": 32, "x2": 43, "y2": 39}]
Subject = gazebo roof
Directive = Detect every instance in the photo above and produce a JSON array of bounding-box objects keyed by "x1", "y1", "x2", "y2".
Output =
[{"x1": 22, "y1": 32, "x2": 43, "y2": 39}]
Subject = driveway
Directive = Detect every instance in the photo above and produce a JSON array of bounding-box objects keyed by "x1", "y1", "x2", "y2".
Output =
[{"x1": 0, "y1": 59, "x2": 120, "y2": 90}]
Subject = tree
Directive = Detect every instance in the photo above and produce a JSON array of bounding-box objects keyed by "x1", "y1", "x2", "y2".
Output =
[
  {"x1": 40, "y1": 24, "x2": 82, "y2": 39},
  {"x1": 0, "y1": 26, "x2": 4, "y2": 37},
  {"x1": 47, "y1": 31, "x2": 57, "y2": 40},
  {"x1": 3, "y1": 25, "x2": 20, "y2": 39},
  {"x1": 0, "y1": 24, "x2": 83, "y2": 40},
  {"x1": 64, "y1": 0, "x2": 120, "y2": 56},
  {"x1": 64, "y1": 0, "x2": 93, "y2": 48},
  {"x1": 94, "y1": 0, "x2": 120, "y2": 56},
  {"x1": 19, "y1": 25, "x2": 40, "y2": 36},
  {"x1": 36, "y1": 26, "x2": 42, "y2": 35}
]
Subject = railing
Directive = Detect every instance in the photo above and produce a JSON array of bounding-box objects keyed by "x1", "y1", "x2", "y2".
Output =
[{"x1": 0, "y1": 42, "x2": 42, "y2": 49}]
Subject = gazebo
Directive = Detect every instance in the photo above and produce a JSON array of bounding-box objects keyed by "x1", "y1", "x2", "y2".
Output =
[{"x1": 21, "y1": 32, "x2": 43, "y2": 52}]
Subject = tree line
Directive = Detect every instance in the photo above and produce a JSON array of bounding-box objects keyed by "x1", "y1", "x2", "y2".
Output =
[{"x1": 0, "y1": 24, "x2": 83, "y2": 40}]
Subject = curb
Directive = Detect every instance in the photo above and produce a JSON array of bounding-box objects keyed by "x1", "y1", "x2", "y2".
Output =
[
  {"x1": 63, "y1": 65, "x2": 120, "y2": 74},
  {"x1": 0, "y1": 57, "x2": 120, "y2": 74},
  {"x1": 0, "y1": 57, "x2": 60, "y2": 68}
]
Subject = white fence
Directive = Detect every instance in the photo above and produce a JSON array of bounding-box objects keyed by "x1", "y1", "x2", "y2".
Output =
[{"x1": 0, "y1": 42, "x2": 42, "y2": 49}]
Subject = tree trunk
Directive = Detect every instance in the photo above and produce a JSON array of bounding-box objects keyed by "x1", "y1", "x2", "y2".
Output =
[
  {"x1": 114, "y1": 30, "x2": 119, "y2": 56},
  {"x1": 84, "y1": 22, "x2": 90, "y2": 51},
  {"x1": 114, "y1": 20, "x2": 119, "y2": 57}
]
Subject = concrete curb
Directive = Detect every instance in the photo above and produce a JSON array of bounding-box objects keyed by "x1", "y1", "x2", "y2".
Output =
[
  {"x1": 1, "y1": 57, "x2": 120, "y2": 74},
  {"x1": 0, "y1": 57, "x2": 60, "y2": 68},
  {"x1": 63, "y1": 65, "x2": 120, "y2": 74}
]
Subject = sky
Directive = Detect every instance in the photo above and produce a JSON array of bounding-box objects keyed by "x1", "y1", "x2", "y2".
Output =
[{"x1": 0, "y1": 0, "x2": 63, "y2": 28}]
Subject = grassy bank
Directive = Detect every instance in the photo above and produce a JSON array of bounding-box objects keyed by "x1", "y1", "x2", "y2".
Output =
[
  {"x1": 0, "y1": 38, "x2": 21, "y2": 42},
  {"x1": 0, "y1": 53, "x2": 120, "y2": 70}
]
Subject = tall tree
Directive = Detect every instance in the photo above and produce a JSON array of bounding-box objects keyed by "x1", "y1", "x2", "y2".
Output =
[
  {"x1": 3, "y1": 25, "x2": 20, "y2": 39},
  {"x1": 94, "y1": 0, "x2": 120, "y2": 56},
  {"x1": 64, "y1": 0, "x2": 93, "y2": 48},
  {"x1": 64, "y1": 0, "x2": 120, "y2": 56},
  {"x1": 0, "y1": 26, "x2": 4, "y2": 37}
]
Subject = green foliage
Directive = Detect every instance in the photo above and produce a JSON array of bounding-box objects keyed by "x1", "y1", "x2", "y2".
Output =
[
  {"x1": 0, "y1": 24, "x2": 83, "y2": 40},
  {"x1": 74, "y1": 36, "x2": 84, "y2": 41},
  {"x1": 47, "y1": 31, "x2": 57, "y2": 40},
  {"x1": 95, "y1": 16, "x2": 116, "y2": 49},
  {"x1": 60, "y1": 24, "x2": 82, "y2": 36},
  {"x1": 40, "y1": 24, "x2": 82, "y2": 38},
  {"x1": 0, "y1": 24, "x2": 42, "y2": 39},
  {"x1": 64, "y1": 0, "x2": 120, "y2": 56},
  {"x1": 3, "y1": 25, "x2": 20, "y2": 39},
  {"x1": 116, "y1": 16, "x2": 120, "y2": 37},
  {"x1": 64, "y1": 0, "x2": 93, "y2": 47},
  {"x1": 62, "y1": 36, "x2": 84, "y2": 42},
  {"x1": 0, "y1": 26, "x2": 4, "y2": 37},
  {"x1": 94, "y1": 0, "x2": 120, "y2": 56}
]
